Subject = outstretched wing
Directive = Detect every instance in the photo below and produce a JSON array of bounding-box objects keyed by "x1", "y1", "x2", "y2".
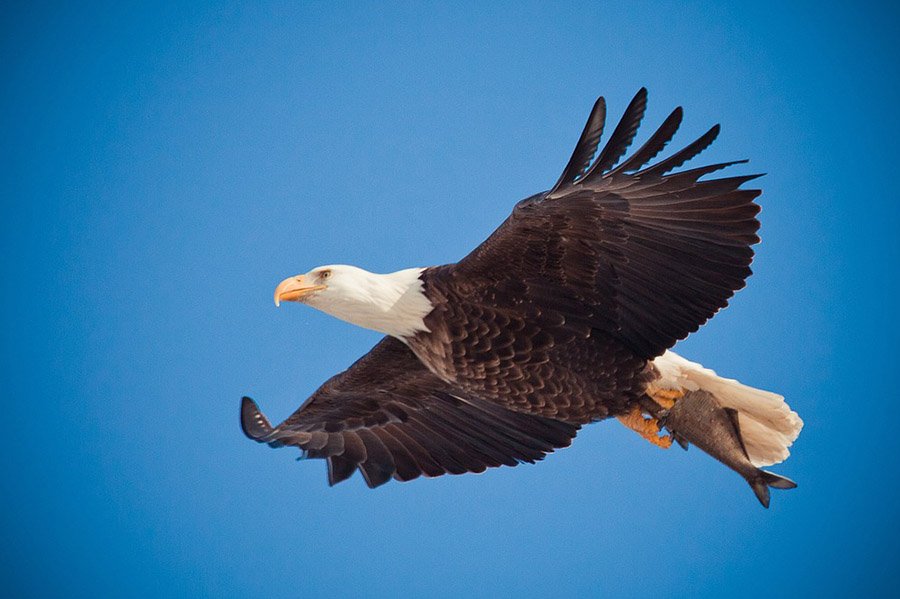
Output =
[
  {"x1": 453, "y1": 88, "x2": 761, "y2": 358},
  {"x1": 241, "y1": 336, "x2": 579, "y2": 488}
]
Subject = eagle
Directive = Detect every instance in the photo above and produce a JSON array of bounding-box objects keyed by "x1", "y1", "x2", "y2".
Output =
[{"x1": 242, "y1": 88, "x2": 803, "y2": 507}]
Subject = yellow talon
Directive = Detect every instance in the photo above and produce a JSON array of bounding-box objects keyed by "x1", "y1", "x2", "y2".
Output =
[
  {"x1": 648, "y1": 387, "x2": 685, "y2": 409},
  {"x1": 617, "y1": 405, "x2": 672, "y2": 449}
]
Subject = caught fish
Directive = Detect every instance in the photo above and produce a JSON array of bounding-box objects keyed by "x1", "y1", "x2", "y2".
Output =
[{"x1": 661, "y1": 389, "x2": 797, "y2": 508}]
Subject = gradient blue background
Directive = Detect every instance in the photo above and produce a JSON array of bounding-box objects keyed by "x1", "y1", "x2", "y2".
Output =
[{"x1": 4, "y1": 2, "x2": 898, "y2": 596}]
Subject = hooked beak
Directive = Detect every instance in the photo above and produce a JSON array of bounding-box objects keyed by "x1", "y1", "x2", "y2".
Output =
[{"x1": 274, "y1": 275, "x2": 327, "y2": 306}]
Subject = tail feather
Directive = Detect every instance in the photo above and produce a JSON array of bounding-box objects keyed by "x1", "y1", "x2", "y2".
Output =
[{"x1": 651, "y1": 351, "x2": 803, "y2": 467}]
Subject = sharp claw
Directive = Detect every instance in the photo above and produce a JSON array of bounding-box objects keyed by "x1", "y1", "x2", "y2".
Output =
[
  {"x1": 657, "y1": 409, "x2": 670, "y2": 429},
  {"x1": 617, "y1": 405, "x2": 673, "y2": 449}
]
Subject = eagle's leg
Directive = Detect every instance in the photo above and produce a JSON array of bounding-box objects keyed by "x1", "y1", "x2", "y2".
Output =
[
  {"x1": 616, "y1": 404, "x2": 672, "y2": 449},
  {"x1": 641, "y1": 390, "x2": 691, "y2": 450},
  {"x1": 647, "y1": 386, "x2": 685, "y2": 409}
]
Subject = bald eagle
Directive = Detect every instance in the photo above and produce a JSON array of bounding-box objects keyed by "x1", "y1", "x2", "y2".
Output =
[{"x1": 242, "y1": 89, "x2": 802, "y2": 507}]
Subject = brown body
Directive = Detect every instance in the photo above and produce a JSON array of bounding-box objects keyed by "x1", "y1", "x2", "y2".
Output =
[{"x1": 409, "y1": 265, "x2": 655, "y2": 423}]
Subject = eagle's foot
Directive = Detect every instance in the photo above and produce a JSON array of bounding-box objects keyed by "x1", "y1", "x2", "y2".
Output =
[
  {"x1": 617, "y1": 405, "x2": 673, "y2": 449},
  {"x1": 648, "y1": 387, "x2": 685, "y2": 409}
]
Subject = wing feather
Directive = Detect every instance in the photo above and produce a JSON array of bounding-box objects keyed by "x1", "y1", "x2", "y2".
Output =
[
  {"x1": 608, "y1": 106, "x2": 683, "y2": 175},
  {"x1": 582, "y1": 87, "x2": 648, "y2": 180},
  {"x1": 453, "y1": 90, "x2": 762, "y2": 359},
  {"x1": 548, "y1": 96, "x2": 607, "y2": 195},
  {"x1": 241, "y1": 337, "x2": 579, "y2": 487},
  {"x1": 636, "y1": 124, "x2": 721, "y2": 178}
]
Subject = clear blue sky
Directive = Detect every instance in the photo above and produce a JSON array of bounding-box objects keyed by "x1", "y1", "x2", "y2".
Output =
[{"x1": 3, "y1": 2, "x2": 898, "y2": 597}]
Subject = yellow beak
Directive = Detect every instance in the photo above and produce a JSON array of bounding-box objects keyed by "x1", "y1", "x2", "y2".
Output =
[{"x1": 274, "y1": 275, "x2": 327, "y2": 306}]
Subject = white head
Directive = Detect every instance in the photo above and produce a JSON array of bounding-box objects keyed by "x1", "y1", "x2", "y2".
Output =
[{"x1": 273, "y1": 264, "x2": 433, "y2": 338}]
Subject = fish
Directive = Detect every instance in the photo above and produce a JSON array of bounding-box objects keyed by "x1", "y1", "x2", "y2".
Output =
[{"x1": 660, "y1": 389, "x2": 797, "y2": 508}]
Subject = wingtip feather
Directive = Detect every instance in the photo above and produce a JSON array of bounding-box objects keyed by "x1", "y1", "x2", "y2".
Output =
[
  {"x1": 549, "y1": 95, "x2": 607, "y2": 195},
  {"x1": 241, "y1": 396, "x2": 275, "y2": 441}
]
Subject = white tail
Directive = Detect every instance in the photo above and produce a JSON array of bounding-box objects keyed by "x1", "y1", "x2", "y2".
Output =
[{"x1": 650, "y1": 351, "x2": 803, "y2": 466}]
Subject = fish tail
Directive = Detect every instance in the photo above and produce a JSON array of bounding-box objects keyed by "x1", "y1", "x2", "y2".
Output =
[{"x1": 748, "y1": 470, "x2": 798, "y2": 508}]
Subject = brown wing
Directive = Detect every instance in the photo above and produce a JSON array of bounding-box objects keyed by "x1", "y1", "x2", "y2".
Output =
[
  {"x1": 451, "y1": 88, "x2": 761, "y2": 359},
  {"x1": 241, "y1": 336, "x2": 579, "y2": 488}
]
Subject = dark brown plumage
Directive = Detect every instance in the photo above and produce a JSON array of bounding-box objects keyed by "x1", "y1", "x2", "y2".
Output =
[
  {"x1": 244, "y1": 89, "x2": 780, "y2": 494},
  {"x1": 403, "y1": 86, "x2": 760, "y2": 421},
  {"x1": 241, "y1": 337, "x2": 578, "y2": 488}
]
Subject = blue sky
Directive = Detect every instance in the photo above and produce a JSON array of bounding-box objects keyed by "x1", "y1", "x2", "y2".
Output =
[{"x1": 3, "y1": 1, "x2": 898, "y2": 596}]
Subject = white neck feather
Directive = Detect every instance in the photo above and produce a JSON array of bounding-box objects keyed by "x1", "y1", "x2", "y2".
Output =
[{"x1": 305, "y1": 266, "x2": 433, "y2": 338}]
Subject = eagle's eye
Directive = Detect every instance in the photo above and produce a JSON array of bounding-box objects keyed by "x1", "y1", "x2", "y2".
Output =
[{"x1": 319, "y1": 270, "x2": 331, "y2": 280}]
